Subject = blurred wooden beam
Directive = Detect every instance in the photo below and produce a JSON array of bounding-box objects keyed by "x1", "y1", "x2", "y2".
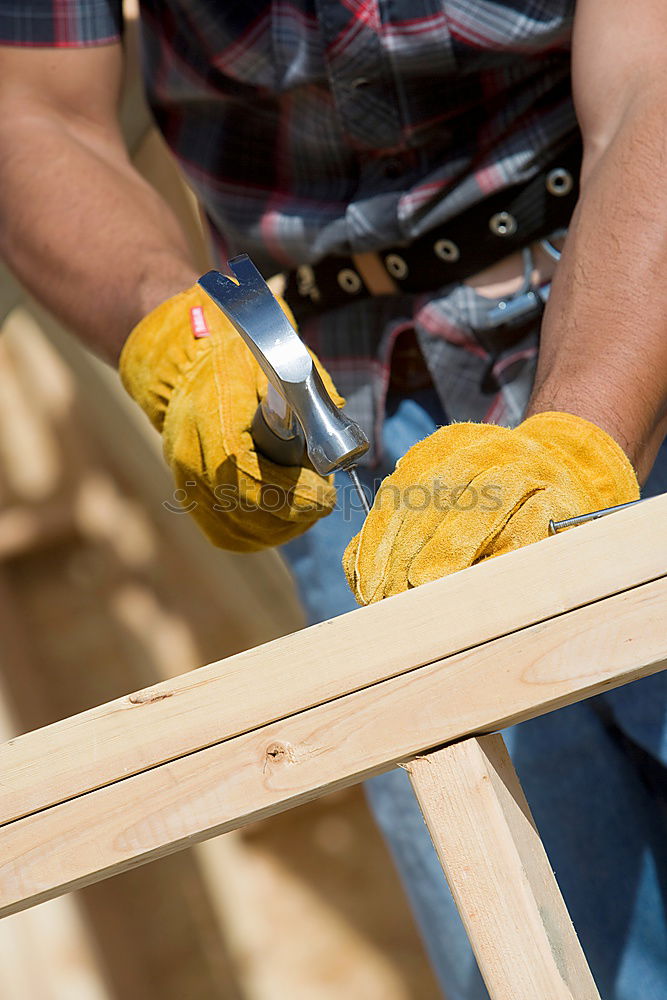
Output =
[{"x1": 0, "y1": 504, "x2": 75, "y2": 561}]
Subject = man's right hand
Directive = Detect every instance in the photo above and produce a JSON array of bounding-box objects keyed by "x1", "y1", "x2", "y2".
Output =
[
  {"x1": 120, "y1": 286, "x2": 341, "y2": 551},
  {"x1": 0, "y1": 42, "x2": 341, "y2": 552}
]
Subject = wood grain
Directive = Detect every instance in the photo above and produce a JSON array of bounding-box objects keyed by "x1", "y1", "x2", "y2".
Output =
[
  {"x1": 1, "y1": 492, "x2": 666, "y2": 830},
  {"x1": 0, "y1": 572, "x2": 665, "y2": 917},
  {"x1": 408, "y1": 736, "x2": 600, "y2": 1000}
]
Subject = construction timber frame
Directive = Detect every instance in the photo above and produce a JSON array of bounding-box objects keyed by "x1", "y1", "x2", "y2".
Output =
[{"x1": 1, "y1": 494, "x2": 666, "y2": 999}]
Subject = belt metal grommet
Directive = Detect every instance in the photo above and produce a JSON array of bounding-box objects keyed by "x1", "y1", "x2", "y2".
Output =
[
  {"x1": 489, "y1": 211, "x2": 518, "y2": 237},
  {"x1": 433, "y1": 238, "x2": 460, "y2": 262},
  {"x1": 296, "y1": 265, "x2": 320, "y2": 301},
  {"x1": 384, "y1": 253, "x2": 409, "y2": 279},
  {"x1": 546, "y1": 167, "x2": 573, "y2": 197},
  {"x1": 337, "y1": 268, "x2": 363, "y2": 294}
]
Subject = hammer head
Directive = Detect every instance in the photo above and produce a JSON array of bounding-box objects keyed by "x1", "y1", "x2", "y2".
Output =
[{"x1": 198, "y1": 255, "x2": 369, "y2": 475}]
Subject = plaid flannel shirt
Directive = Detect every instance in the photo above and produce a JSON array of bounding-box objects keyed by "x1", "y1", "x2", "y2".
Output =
[{"x1": 1, "y1": 0, "x2": 579, "y2": 462}]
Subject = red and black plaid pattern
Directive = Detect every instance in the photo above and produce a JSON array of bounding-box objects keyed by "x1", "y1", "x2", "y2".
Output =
[
  {"x1": 0, "y1": 0, "x2": 121, "y2": 46},
  {"x1": 1, "y1": 1, "x2": 578, "y2": 459}
]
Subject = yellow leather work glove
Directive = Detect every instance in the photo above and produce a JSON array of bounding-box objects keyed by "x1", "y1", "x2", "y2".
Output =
[
  {"x1": 343, "y1": 412, "x2": 639, "y2": 605},
  {"x1": 120, "y1": 284, "x2": 343, "y2": 551}
]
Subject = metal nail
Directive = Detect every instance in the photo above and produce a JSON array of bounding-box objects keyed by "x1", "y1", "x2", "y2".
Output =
[{"x1": 548, "y1": 499, "x2": 644, "y2": 535}]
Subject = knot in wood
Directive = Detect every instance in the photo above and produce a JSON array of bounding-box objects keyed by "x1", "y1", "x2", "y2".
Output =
[
  {"x1": 265, "y1": 741, "x2": 293, "y2": 764},
  {"x1": 128, "y1": 687, "x2": 173, "y2": 705}
]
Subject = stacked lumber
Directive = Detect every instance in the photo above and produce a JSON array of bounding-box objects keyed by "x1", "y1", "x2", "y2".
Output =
[{"x1": 1, "y1": 490, "x2": 665, "y2": 913}]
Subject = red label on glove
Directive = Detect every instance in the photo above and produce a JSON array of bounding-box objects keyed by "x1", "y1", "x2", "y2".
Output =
[{"x1": 190, "y1": 306, "x2": 210, "y2": 338}]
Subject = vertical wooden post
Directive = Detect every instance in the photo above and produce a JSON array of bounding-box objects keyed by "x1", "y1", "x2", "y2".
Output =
[{"x1": 407, "y1": 734, "x2": 601, "y2": 1000}]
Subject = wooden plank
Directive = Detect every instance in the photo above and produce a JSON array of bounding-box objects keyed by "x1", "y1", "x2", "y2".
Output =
[
  {"x1": 407, "y1": 736, "x2": 600, "y2": 1000},
  {"x1": 1, "y1": 492, "x2": 666, "y2": 830},
  {"x1": 0, "y1": 573, "x2": 665, "y2": 918}
]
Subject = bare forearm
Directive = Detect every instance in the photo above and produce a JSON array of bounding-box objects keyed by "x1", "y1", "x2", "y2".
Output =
[
  {"x1": 0, "y1": 110, "x2": 198, "y2": 364},
  {"x1": 528, "y1": 92, "x2": 667, "y2": 483}
]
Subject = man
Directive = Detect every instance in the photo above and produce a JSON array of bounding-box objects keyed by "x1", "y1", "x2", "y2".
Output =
[{"x1": 1, "y1": 2, "x2": 666, "y2": 997}]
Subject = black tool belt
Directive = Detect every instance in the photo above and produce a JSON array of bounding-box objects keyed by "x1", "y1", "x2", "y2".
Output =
[{"x1": 284, "y1": 134, "x2": 582, "y2": 324}]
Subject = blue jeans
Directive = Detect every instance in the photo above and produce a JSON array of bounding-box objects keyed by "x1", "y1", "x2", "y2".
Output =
[{"x1": 282, "y1": 389, "x2": 667, "y2": 1000}]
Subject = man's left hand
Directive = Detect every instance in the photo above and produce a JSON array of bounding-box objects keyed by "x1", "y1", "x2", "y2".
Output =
[{"x1": 343, "y1": 412, "x2": 639, "y2": 605}]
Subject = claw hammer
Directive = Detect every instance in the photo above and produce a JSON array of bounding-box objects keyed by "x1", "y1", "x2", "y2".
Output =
[{"x1": 198, "y1": 254, "x2": 371, "y2": 513}]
